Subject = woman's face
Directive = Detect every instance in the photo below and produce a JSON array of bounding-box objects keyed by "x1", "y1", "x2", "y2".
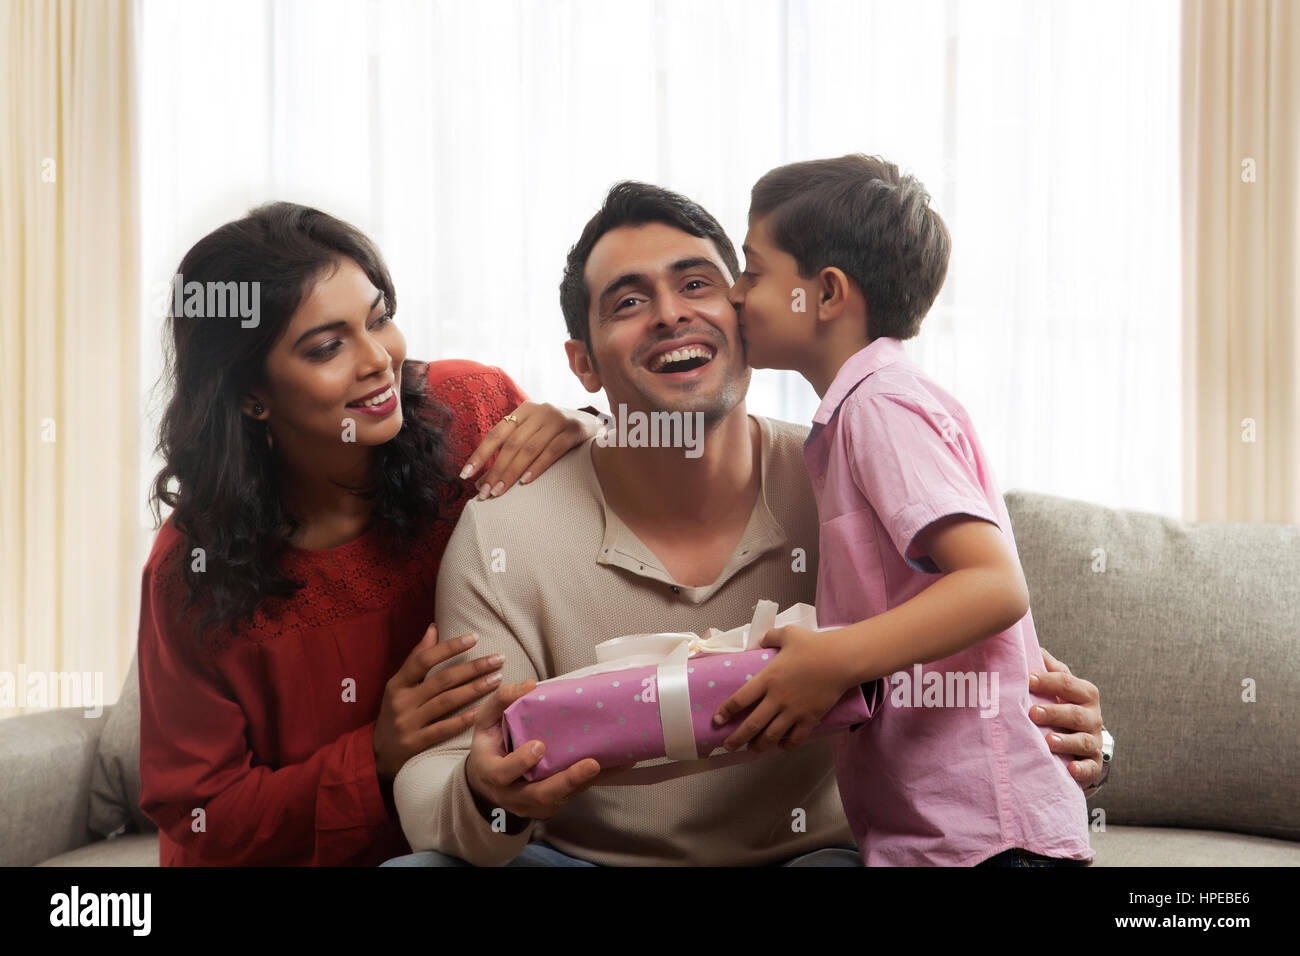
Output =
[{"x1": 248, "y1": 257, "x2": 407, "y2": 452}]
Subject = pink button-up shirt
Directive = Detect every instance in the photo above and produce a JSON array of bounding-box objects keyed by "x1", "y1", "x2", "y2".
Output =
[{"x1": 804, "y1": 337, "x2": 1094, "y2": 866}]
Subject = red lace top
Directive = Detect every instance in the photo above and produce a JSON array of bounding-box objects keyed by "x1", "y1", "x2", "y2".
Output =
[{"x1": 137, "y1": 359, "x2": 528, "y2": 866}]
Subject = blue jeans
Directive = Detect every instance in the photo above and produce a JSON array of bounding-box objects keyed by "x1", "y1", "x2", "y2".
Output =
[{"x1": 381, "y1": 841, "x2": 863, "y2": 867}]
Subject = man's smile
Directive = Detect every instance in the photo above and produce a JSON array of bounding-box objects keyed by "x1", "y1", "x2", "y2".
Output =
[{"x1": 641, "y1": 336, "x2": 721, "y2": 379}]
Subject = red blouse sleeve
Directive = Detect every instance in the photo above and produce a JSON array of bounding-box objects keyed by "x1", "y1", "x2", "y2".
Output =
[
  {"x1": 421, "y1": 360, "x2": 531, "y2": 474},
  {"x1": 136, "y1": 530, "x2": 391, "y2": 866}
]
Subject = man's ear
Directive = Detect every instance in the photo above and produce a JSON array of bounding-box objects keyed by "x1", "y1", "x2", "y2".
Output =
[
  {"x1": 565, "y1": 339, "x2": 603, "y2": 393},
  {"x1": 816, "y1": 267, "x2": 852, "y2": 323}
]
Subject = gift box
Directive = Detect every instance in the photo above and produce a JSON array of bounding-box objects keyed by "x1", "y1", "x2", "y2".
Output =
[{"x1": 501, "y1": 601, "x2": 881, "y2": 783}]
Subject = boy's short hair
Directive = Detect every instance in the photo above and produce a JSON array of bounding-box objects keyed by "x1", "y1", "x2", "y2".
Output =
[
  {"x1": 560, "y1": 181, "x2": 740, "y2": 354},
  {"x1": 749, "y1": 154, "x2": 950, "y2": 340}
]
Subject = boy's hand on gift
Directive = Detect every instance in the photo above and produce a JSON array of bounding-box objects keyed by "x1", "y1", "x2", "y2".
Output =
[
  {"x1": 465, "y1": 679, "x2": 603, "y2": 822},
  {"x1": 713, "y1": 624, "x2": 851, "y2": 754}
]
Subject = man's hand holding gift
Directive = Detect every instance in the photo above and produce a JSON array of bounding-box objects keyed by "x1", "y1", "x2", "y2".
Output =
[
  {"x1": 492, "y1": 602, "x2": 880, "y2": 785},
  {"x1": 465, "y1": 678, "x2": 603, "y2": 827}
]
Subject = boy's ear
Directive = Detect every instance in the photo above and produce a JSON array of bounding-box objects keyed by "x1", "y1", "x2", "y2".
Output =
[
  {"x1": 565, "y1": 339, "x2": 604, "y2": 393},
  {"x1": 816, "y1": 267, "x2": 853, "y2": 322}
]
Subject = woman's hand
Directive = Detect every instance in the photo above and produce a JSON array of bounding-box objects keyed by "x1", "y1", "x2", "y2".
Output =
[
  {"x1": 461, "y1": 402, "x2": 604, "y2": 500},
  {"x1": 373, "y1": 624, "x2": 506, "y2": 781}
]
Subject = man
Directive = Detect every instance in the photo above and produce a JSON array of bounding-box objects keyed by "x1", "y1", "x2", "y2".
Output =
[{"x1": 387, "y1": 183, "x2": 1109, "y2": 866}]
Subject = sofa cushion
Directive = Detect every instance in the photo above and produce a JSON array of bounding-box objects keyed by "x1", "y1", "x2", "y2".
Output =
[
  {"x1": 88, "y1": 651, "x2": 155, "y2": 837},
  {"x1": 1004, "y1": 490, "x2": 1299, "y2": 841},
  {"x1": 39, "y1": 832, "x2": 159, "y2": 867},
  {"x1": 0, "y1": 708, "x2": 106, "y2": 866},
  {"x1": 1090, "y1": 824, "x2": 1300, "y2": 866}
]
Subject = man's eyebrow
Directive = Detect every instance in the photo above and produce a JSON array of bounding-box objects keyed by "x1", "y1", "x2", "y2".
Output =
[
  {"x1": 596, "y1": 258, "x2": 727, "y2": 318},
  {"x1": 292, "y1": 291, "x2": 385, "y2": 348},
  {"x1": 667, "y1": 256, "x2": 725, "y2": 276},
  {"x1": 597, "y1": 272, "x2": 649, "y2": 315}
]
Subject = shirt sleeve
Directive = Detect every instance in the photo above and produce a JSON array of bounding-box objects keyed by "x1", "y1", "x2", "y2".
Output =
[
  {"x1": 392, "y1": 500, "x2": 540, "y2": 866},
  {"x1": 843, "y1": 391, "x2": 1000, "y2": 574},
  {"x1": 136, "y1": 560, "x2": 392, "y2": 866}
]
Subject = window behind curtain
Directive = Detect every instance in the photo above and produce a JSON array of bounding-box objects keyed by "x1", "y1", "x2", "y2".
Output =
[{"x1": 138, "y1": 0, "x2": 1181, "y2": 551}]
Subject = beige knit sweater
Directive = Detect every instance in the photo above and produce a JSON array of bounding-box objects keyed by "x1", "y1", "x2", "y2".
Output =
[{"x1": 392, "y1": 414, "x2": 855, "y2": 865}]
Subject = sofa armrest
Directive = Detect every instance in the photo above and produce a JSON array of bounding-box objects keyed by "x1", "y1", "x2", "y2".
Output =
[{"x1": 0, "y1": 707, "x2": 108, "y2": 866}]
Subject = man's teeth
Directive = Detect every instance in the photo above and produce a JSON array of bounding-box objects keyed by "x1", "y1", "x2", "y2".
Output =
[
  {"x1": 651, "y1": 345, "x2": 715, "y2": 371},
  {"x1": 352, "y1": 386, "x2": 394, "y2": 407}
]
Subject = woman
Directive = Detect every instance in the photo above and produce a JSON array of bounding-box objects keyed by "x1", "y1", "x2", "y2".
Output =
[{"x1": 138, "y1": 202, "x2": 600, "y2": 865}]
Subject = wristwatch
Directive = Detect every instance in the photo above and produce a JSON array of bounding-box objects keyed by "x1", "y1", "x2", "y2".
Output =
[{"x1": 1083, "y1": 727, "x2": 1114, "y2": 799}]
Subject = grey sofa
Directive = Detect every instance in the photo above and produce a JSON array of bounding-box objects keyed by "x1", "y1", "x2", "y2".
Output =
[{"x1": 2, "y1": 490, "x2": 1297, "y2": 866}]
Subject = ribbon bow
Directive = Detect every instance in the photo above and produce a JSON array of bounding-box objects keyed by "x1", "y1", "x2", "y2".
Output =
[{"x1": 535, "y1": 600, "x2": 820, "y2": 762}]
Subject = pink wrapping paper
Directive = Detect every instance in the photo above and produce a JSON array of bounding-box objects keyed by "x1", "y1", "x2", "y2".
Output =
[{"x1": 502, "y1": 643, "x2": 879, "y2": 782}]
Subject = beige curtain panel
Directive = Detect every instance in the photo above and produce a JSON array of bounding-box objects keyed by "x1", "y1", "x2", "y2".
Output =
[
  {"x1": 1, "y1": 0, "x2": 141, "y2": 718},
  {"x1": 1182, "y1": 0, "x2": 1300, "y2": 524}
]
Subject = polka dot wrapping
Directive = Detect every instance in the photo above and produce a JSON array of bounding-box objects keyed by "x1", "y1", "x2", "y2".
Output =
[{"x1": 499, "y1": 645, "x2": 876, "y2": 782}]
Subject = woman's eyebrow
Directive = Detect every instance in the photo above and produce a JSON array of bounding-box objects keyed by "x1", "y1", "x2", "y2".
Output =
[
  {"x1": 292, "y1": 292, "x2": 384, "y2": 347},
  {"x1": 293, "y1": 321, "x2": 346, "y2": 348}
]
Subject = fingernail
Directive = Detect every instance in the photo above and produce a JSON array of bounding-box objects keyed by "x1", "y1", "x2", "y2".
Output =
[
  {"x1": 477, "y1": 483, "x2": 490, "y2": 500},
  {"x1": 520, "y1": 471, "x2": 532, "y2": 484},
  {"x1": 489, "y1": 654, "x2": 504, "y2": 666},
  {"x1": 1030, "y1": 706, "x2": 1044, "y2": 719},
  {"x1": 531, "y1": 742, "x2": 544, "y2": 757},
  {"x1": 485, "y1": 672, "x2": 502, "y2": 685},
  {"x1": 713, "y1": 713, "x2": 724, "y2": 725},
  {"x1": 1048, "y1": 734, "x2": 1061, "y2": 745},
  {"x1": 491, "y1": 481, "x2": 505, "y2": 497},
  {"x1": 460, "y1": 463, "x2": 475, "y2": 479},
  {"x1": 1028, "y1": 673, "x2": 1039, "y2": 688},
  {"x1": 460, "y1": 634, "x2": 476, "y2": 647}
]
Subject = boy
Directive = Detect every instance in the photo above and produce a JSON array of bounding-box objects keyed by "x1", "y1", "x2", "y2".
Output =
[{"x1": 713, "y1": 155, "x2": 1093, "y2": 866}]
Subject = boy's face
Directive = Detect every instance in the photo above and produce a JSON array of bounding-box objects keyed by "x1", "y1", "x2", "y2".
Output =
[{"x1": 728, "y1": 214, "x2": 820, "y2": 372}]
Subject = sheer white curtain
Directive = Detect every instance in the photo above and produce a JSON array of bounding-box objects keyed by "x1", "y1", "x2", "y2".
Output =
[{"x1": 139, "y1": 0, "x2": 1182, "y2": 559}]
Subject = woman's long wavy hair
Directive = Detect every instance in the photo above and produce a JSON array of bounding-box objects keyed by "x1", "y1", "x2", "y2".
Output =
[{"x1": 150, "y1": 202, "x2": 456, "y2": 642}]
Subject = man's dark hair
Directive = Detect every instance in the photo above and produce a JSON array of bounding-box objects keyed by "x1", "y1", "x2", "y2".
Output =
[
  {"x1": 749, "y1": 154, "x2": 950, "y2": 340},
  {"x1": 560, "y1": 181, "x2": 740, "y2": 357}
]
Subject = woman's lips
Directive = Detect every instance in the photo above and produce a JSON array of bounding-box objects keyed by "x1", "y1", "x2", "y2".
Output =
[{"x1": 346, "y1": 384, "x2": 398, "y2": 417}]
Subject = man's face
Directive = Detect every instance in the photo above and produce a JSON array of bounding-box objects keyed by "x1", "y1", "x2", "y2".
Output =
[
  {"x1": 728, "y1": 214, "x2": 819, "y2": 372},
  {"x1": 568, "y1": 222, "x2": 750, "y2": 426}
]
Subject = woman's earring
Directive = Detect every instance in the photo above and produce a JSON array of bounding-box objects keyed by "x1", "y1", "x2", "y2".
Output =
[{"x1": 253, "y1": 402, "x2": 265, "y2": 416}]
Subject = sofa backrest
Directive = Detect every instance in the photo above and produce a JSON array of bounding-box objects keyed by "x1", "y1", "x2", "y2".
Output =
[
  {"x1": 1005, "y1": 489, "x2": 1299, "y2": 841},
  {"x1": 89, "y1": 651, "x2": 155, "y2": 837},
  {"x1": 96, "y1": 490, "x2": 1300, "y2": 844}
]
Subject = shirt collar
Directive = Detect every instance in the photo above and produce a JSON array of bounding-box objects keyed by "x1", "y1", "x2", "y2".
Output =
[
  {"x1": 585, "y1": 414, "x2": 788, "y2": 605},
  {"x1": 811, "y1": 336, "x2": 910, "y2": 426}
]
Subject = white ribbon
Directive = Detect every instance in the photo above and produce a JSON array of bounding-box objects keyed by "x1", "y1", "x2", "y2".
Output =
[{"x1": 533, "y1": 600, "x2": 821, "y2": 763}]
